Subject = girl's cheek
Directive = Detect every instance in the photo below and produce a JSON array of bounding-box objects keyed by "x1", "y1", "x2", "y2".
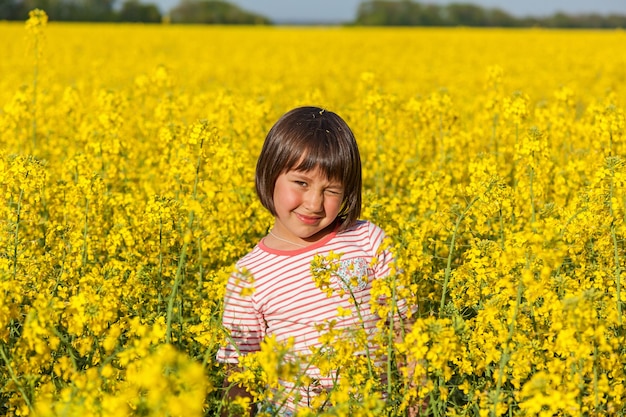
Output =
[
  {"x1": 277, "y1": 190, "x2": 302, "y2": 208},
  {"x1": 326, "y1": 196, "x2": 343, "y2": 212}
]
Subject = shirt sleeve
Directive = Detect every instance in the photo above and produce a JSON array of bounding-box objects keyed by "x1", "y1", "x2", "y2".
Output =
[
  {"x1": 368, "y1": 221, "x2": 394, "y2": 278},
  {"x1": 216, "y1": 266, "x2": 265, "y2": 364},
  {"x1": 367, "y1": 221, "x2": 411, "y2": 320}
]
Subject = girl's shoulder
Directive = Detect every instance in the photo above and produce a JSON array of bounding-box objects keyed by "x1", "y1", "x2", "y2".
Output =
[
  {"x1": 338, "y1": 219, "x2": 389, "y2": 250},
  {"x1": 233, "y1": 221, "x2": 388, "y2": 267},
  {"x1": 343, "y1": 219, "x2": 386, "y2": 237},
  {"x1": 233, "y1": 243, "x2": 267, "y2": 269}
]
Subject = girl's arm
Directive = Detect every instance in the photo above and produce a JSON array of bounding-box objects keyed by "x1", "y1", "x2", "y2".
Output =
[{"x1": 221, "y1": 366, "x2": 256, "y2": 417}]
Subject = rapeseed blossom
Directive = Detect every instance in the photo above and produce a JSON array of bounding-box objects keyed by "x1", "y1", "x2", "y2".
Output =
[{"x1": 0, "y1": 16, "x2": 625, "y2": 416}]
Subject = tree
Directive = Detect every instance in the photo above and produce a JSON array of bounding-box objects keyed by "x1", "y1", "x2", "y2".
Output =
[
  {"x1": 118, "y1": 0, "x2": 161, "y2": 22},
  {"x1": 353, "y1": 0, "x2": 626, "y2": 28},
  {"x1": 355, "y1": 0, "x2": 424, "y2": 26},
  {"x1": 418, "y1": 4, "x2": 445, "y2": 26},
  {"x1": 7, "y1": 0, "x2": 115, "y2": 21},
  {"x1": 0, "y1": 0, "x2": 21, "y2": 19},
  {"x1": 445, "y1": 3, "x2": 488, "y2": 26},
  {"x1": 169, "y1": 0, "x2": 271, "y2": 24},
  {"x1": 487, "y1": 8, "x2": 518, "y2": 27}
]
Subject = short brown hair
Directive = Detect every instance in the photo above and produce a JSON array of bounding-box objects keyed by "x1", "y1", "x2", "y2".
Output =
[{"x1": 255, "y1": 106, "x2": 362, "y2": 231}]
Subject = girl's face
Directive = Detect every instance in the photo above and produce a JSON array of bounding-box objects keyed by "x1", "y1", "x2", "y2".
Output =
[{"x1": 271, "y1": 167, "x2": 344, "y2": 246}]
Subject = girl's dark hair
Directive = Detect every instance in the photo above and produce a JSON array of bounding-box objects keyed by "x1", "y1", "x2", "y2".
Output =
[{"x1": 255, "y1": 106, "x2": 362, "y2": 231}]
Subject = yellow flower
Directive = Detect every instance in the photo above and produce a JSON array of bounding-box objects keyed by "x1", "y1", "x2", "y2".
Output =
[
  {"x1": 25, "y1": 9, "x2": 48, "y2": 30},
  {"x1": 1, "y1": 22, "x2": 626, "y2": 416}
]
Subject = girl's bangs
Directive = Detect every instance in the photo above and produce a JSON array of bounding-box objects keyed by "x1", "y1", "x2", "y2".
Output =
[{"x1": 292, "y1": 137, "x2": 345, "y2": 182}]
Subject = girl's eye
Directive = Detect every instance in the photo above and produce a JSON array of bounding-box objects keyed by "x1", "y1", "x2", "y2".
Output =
[
  {"x1": 326, "y1": 189, "x2": 343, "y2": 196},
  {"x1": 295, "y1": 181, "x2": 307, "y2": 187}
]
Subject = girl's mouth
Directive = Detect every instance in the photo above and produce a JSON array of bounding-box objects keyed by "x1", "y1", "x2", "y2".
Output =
[{"x1": 296, "y1": 213, "x2": 321, "y2": 225}]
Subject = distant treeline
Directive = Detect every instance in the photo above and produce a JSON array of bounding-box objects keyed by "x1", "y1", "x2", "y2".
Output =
[
  {"x1": 1, "y1": 0, "x2": 625, "y2": 27},
  {"x1": 1, "y1": 0, "x2": 161, "y2": 22},
  {"x1": 355, "y1": 0, "x2": 626, "y2": 28},
  {"x1": 0, "y1": 0, "x2": 270, "y2": 23}
]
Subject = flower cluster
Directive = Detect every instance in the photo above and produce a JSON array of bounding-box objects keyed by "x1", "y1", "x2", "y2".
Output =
[{"x1": 0, "y1": 14, "x2": 625, "y2": 416}]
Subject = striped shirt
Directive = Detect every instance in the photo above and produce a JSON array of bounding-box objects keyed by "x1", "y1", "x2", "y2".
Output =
[{"x1": 217, "y1": 220, "x2": 407, "y2": 413}]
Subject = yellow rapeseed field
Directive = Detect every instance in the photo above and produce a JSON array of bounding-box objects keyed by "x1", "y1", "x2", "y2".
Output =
[{"x1": 1, "y1": 10, "x2": 625, "y2": 416}]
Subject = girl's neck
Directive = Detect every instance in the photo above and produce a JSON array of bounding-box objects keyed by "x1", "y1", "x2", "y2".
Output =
[
  {"x1": 263, "y1": 221, "x2": 339, "y2": 252},
  {"x1": 268, "y1": 229, "x2": 308, "y2": 248}
]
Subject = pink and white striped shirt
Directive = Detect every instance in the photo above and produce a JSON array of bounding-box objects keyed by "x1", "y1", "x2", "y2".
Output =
[{"x1": 217, "y1": 220, "x2": 407, "y2": 412}]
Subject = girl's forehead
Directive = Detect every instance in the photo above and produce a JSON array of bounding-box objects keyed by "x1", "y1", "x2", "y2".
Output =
[
  {"x1": 286, "y1": 166, "x2": 325, "y2": 177},
  {"x1": 284, "y1": 166, "x2": 343, "y2": 185}
]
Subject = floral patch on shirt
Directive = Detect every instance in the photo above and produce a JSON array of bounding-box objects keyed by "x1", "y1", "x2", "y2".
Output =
[{"x1": 332, "y1": 257, "x2": 370, "y2": 292}]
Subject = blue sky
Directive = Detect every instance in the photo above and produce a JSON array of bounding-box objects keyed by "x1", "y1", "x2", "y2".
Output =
[{"x1": 153, "y1": 0, "x2": 626, "y2": 22}]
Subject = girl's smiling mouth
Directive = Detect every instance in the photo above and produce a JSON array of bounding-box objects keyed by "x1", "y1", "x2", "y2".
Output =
[{"x1": 295, "y1": 213, "x2": 322, "y2": 225}]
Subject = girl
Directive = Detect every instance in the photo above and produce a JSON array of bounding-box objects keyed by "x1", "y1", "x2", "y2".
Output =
[{"x1": 217, "y1": 106, "x2": 410, "y2": 416}]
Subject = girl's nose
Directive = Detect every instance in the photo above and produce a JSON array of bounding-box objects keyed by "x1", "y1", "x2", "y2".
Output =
[{"x1": 303, "y1": 191, "x2": 324, "y2": 213}]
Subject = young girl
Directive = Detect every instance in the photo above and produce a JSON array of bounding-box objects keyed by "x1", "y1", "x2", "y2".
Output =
[{"x1": 217, "y1": 106, "x2": 410, "y2": 416}]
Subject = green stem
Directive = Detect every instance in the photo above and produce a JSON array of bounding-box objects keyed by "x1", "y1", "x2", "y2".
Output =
[
  {"x1": 576, "y1": 358, "x2": 585, "y2": 413},
  {"x1": 196, "y1": 235, "x2": 204, "y2": 291},
  {"x1": 498, "y1": 207, "x2": 505, "y2": 250},
  {"x1": 491, "y1": 264, "x2": 524, "y2": 417},
  {"x1": 275, "y1": 349, "x2": 321, "y2": 413},
  {"x1": 528, "y1": 165, "x2": 535, "y2": 225},
  {"x1": 385, "y1": 274, "x2": 399, "y2": 399},
  {"x1": 440, "y1": 196, "x2": 480, "y2": 314},
  {"x1": 611, "y1": 224, "x2": 622, "y2": 326},
  {"x1": 593, "y1": 345, "x2": 599, "y2": 413},
  {"x1": 50, "y1": 326, "x2": 79, "y2": 370},
  {"x1": 82, "y1": 198, "x2": 89, "y2": 269},
  {"x1": 166, "y1": 217, "x2": 191, "y2": 344},
  {"x1": 335, "y1": 272, "x2": 374, "y2": 380},
  {"x1": 158, "y1": 216, "x2": 164, "y2": 310},
  {"x1": 512, "y1": 124, "x2": 519, "y2": 182},
  {"x1": 0, "y1": 342, "x2": 33, "y2": 411},
  {"x1": 608, "y1": 163, "x2": 622, "y2": 326},
  {"x1": 166, "y1": 134, "x2": 204, "y2": 343},
  {"x1": 559, "y1": 207, "x2": 587, "y2": 240},
  {"x1": 609, "y1": 167, "x2": 622, "y2": 328},
  {"x1": 439, "y1": 112, "x2": 445, "y2": 169},
  {"x1": 510, "y1": 124, "x2": 519, "y2": 227},
  {"x1": 12, "y1": 188, "x2": 24, "y2": 280}
]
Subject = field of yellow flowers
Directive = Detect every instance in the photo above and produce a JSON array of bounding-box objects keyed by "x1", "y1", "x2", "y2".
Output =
[{"x1": 1, "y1": 10, "x2": 625, "y2": 416}]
